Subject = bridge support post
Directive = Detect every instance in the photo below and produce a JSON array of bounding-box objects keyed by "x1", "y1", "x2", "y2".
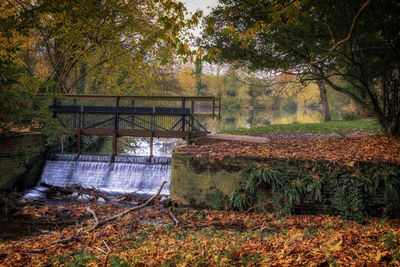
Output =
[
  {"x1": 73, "y1": 98, "x2": 77, "y2": 128},
  {"x1": 181, "y1": 97, "x2": 186, "y2": 132},
  {"x1": 76, "y1": 130, "x2": 82, "y2": 154},
  {"x1": 149, "y1": 132, "x2": 154, "y2": 157},
  {"x1": 191, "y1": 101, "x2": 194, "y2": 131},
  {"x1": 112, "y1": 131, "x2": 117, "y2": 156}
]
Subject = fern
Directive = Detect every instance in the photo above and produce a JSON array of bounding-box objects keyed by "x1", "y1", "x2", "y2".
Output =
[
  {"x1": 229, "y1": 164, "x2": 323, "y2": 215},
  {"x1": 231, "y1": 164, "x2": 400, "y2": 220}
]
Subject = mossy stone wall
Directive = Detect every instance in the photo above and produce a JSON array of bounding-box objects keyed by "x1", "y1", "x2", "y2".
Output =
[
  {"x1": 170, "y1": 152, "x2": 400, "y2": 216},
  {"x1": 0, "y1": 133, "x2": 47, "y2": 190}
]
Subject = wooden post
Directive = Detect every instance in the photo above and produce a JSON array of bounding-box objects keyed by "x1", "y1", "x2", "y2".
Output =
[
  {"x1": 149, "y1": 133, "x2": 154, "y2": 157},
  {"x1": 112, "y1": 96, "x2": 120, "y2": 156},
  {"x1": 181, "y1": 97, "x2": 185, "y2": 132},
  {"x1": 191, "y1": 101, "x2": 194, "y2": 131},
  {"x1": 112, "y1": 130, "x2": 117, "y2": 156},
  {"x1": 115, "y1": 96, "x2": 120, "y2": 131},
  {"x1": 131, "y1": 100, "x2": 135, "y2": 128},
  {"x1": 77, "y1": 130, "x2": 82, "y2": 154}
]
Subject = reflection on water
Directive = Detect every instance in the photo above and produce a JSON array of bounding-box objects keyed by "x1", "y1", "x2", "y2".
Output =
[{"x1": 203, "y1": 107, "x2": 323, "y2": 133}]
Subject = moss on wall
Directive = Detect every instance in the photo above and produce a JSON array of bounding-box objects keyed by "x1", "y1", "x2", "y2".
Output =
[
  {"x1": 0, "y1": 133, "x2": 47, "y2": 191},
  {"x1": 170, "y1": 152, "x2": 400, "y2": 217}
]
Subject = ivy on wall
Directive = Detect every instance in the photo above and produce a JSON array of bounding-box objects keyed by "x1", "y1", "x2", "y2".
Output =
[
  {"x1": 229, "y1": 164, "x2": 400, "y2": 222},
  {"x1": 332, "y1": 168, "x2": 400, "y2": 222},
  {"x1": 229, "y1": 165, "x2": 322, "y2": 215}
]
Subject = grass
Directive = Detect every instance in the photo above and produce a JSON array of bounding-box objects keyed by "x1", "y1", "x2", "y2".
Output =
[{"x1": 220, "y1": 120, "x2": 381, "y2": 136}]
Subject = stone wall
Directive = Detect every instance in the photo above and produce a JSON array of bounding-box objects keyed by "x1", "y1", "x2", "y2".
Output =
[
  {"x1": 170, "y1": 152, "x2": 400, "y2": 216},
  {"x1": 0, "y1": 133, "x2": 47, "y2": 190}
]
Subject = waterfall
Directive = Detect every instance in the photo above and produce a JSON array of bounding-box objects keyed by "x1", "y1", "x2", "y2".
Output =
[{"x1": 24, "y1": 153, "x2": 171, "y2": 199}]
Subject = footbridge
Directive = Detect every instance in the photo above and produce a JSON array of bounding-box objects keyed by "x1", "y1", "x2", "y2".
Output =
[{"x1": 48, "y1": 95, "x2": 221, "y2": 155}]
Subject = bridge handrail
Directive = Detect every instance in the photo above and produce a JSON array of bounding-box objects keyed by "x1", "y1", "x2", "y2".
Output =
[
  {"x1": 44, "y1": 94, "x2": 221, "y2": 118},
  {"x1": 38, "y1": 94, "x2": 219, "y2": 102}
]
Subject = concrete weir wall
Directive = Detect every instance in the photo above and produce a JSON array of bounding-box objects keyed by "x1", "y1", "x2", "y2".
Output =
[
  {"x1": 0, "y1": 133, "x2": 47, "y2": 190},
  {"x1": 170, "y1": 151, "x2": 400, "y2": 215},
  {"x1": 171, "y1": 152, "x2": 247, "y2": 207}
]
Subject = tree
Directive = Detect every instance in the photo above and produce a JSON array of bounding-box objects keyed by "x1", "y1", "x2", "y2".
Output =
[
  {"x1": 0, "y1": 1, "x2": 47, "y2": 130},
  {"x1": 200, "y1": 0, "x2": 400, "y2": 135},
  {"x1": 4, "y1": 0, "x2": 199, "y2": 94},
  {"x1": 0, "y1": 0, "x2": 199, "y2": 131},
  {"x1": 193, "y1": 59, "x2": 207, "y2": 96}
]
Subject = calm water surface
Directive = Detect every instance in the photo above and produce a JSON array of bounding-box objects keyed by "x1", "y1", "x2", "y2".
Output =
[{"x1": 203, "y1": 107, "x2": 323, "y2": 133}]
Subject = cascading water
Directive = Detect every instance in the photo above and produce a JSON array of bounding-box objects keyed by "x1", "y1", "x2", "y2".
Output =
[
  {"x1": 24, "y1": 138, "x2": 183, "y2": 199},
  {"x1": 24, "y1": 153, "x2": 171, "y2": 199}
]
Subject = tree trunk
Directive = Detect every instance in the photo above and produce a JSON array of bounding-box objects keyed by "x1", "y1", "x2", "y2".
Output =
[
  {"x1": 383, "y1": 113, "x2": 400, "y2": 137},
  {"x1": 311, "y1": 66, "x2": 331, "y2": 121},
  {"x1": 316, "y1": 79, "x2": 331, "y2": 121}
]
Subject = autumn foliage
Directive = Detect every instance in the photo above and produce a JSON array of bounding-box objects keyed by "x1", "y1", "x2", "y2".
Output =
[{"x1": 1, "y1": 202, "x2": 400, "y2": 266}]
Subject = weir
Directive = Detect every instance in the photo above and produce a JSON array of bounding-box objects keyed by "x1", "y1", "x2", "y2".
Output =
[
  {"x1": 24, "y1": 95, "x2": 221, "y2": 199},
  {"x1": 24, "y1": 153, "x2": 171, "y2": 199}
]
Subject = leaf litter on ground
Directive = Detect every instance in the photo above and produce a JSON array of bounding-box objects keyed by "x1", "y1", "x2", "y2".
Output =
[
  {"x1": 177, "y1": 135, "x2": 400, "y2": 165},
  {"x1": 1, "y1": 202, "x2": 400, "y2": 266}
]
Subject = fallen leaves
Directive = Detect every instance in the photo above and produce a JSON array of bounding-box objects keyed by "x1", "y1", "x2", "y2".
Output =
[
  {"x1": 1, "y1": 203, "x2": 400, "y2": 266},
  {"x1": 176, "y1": 136, "x2": 400, "y2": 165}
]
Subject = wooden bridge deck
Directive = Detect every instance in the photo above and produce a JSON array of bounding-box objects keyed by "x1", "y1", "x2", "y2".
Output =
[{"x1": 49, "y1": 95, "x2": 221, "y2": 155}]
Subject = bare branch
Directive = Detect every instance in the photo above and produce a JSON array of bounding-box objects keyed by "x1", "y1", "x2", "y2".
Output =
[
  {"x1": 55, "y1": 181, "x2": 167, "y2": 244},
  {"x1": 309, "y1": 0, "x2": 372, "y2": 65}
]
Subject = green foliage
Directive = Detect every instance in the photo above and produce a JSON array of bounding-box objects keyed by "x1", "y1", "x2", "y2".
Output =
[
  {"x1": 341, "y1": 112, "x2": 360, "y2": 121},
  {"x1": 331, "y1": 169, "x2": 372, "y2": 223},
  {"x1": 381, "y1": 231, "x2": 400, "y2": 261},
  {"x1": 221, "y1": 97, "x2": 241, "y2": 110},
  {"x1": 373, "y1": 170, "x2": 400, "y2": 215},
  {"x1": 40, "y1": 116, "x2": 69, "y2": 146},
  {"x1": 109, "y1": 256, "x2": 131, "y2": 267},
  {"x1": 282, "y1": 99, "x2": 298, "y2": 115},
  {"x1": 332, "y1": 168, "x2": 400, "y2": 222},
  {"x1": 229, "y1": 165, "x2": 322, "y2": 215},
  {"x1": 193, "y1": 59, "x2": 207, "y2": 96},
  {"x1": 383, "y1": 232, "x2": 396, "y2": 250},
  {"x1": 230, "y1": 164, "x2": 400, "y2": 222},
  {"x1": 51, "y1": 249, "x2": 97, "y2": 266},
  {"x1": 205, "y1": 191, "x2": 225, "y2": 210},
  {"x1": 0, "y1": 59, "x2": 52, "y2": 133},
  {"x1": 81, "y1": 136, "x2": 108, "y2": 153}
]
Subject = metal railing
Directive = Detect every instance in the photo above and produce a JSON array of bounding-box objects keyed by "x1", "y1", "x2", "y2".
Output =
[{"x1": 46, "y1": 95, "x2": 221, "y2": 155}]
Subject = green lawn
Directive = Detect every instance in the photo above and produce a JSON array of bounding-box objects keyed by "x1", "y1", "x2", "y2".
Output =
[{"x1": 220, "y1": 120, "x2": 381, "y2": 136}]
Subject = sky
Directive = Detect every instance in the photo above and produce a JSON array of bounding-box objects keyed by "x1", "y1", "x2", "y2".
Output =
[
  {"x1": 181, "y1": 0, "x2": 219, "y2": 39},
  {"x1": 182, "y1": 0, "x2": 219, "y2": 17}
]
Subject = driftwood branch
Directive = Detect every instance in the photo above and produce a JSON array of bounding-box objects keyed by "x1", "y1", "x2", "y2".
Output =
[
  {"x1": 95, "y1": 241, "x2": 111, "y2": 267},
  {"x1": 56, "y1": 181, "x2": 167, "y2": 244},
  {"x1": 102, "y1": 240, "x2": 111, "y2": 267},
  {"x1": 168, "y1": 210, "x2": 179, "y2": 226}
]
